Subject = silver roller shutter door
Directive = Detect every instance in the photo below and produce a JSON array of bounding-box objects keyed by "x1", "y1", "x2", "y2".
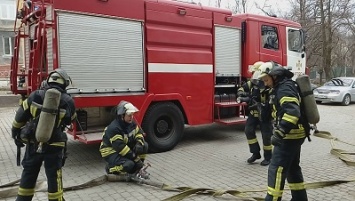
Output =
[
  {"x1": 215, "y1": 26, "x2": 241, "y2": 77},
  {"x1": 57, "y1": 12, "x2": 144, "y2": 93}
]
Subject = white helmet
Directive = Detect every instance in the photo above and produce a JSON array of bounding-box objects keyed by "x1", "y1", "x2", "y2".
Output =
[
  {"x1": 116, "y1": 101, "x2": 139, "y2": 115},
  {"x1": 257, "y1": 62, "x2": 274, "y2": 79},
  {"x1": 249, "y1": 61, "x2": 264, "y2": 73}
]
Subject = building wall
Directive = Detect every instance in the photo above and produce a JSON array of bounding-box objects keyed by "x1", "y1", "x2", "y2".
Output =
[{"x1": 0, "y1": 0, "x2": 22, "y2": 83}]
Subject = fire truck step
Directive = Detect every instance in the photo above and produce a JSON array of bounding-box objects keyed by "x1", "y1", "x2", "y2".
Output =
[
  {"x1": 215, "y1": 117, "x2": 247, "y2": 125},
  {"x1": 75, "y1": 132, "x2": 102, "y2": 144}
]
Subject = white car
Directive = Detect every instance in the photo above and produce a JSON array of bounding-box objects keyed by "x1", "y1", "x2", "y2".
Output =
[{"x1": 313, "y1": 77, "x2": 355, "y2": 106}]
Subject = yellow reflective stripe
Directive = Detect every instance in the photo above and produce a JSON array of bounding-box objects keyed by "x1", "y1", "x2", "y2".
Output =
[
  {"x1": 30, "y1": 102, "x2": 43, "y2": 117},
  {"x1": 270, "y1": 166, "x2": 284, "y2": 200},
  {"x1": 135, "y1": 133, "x2": 144, "y2": 140},
  {"x1": 18, "y1": 187, "x2": 35, "y2": 196},
  {"x1": 99, "y1": 147, "x2": 116, "y2": 157},
  {"x1": 267, "y1": 186, "x2": 283, "y2": 198},
  {"x1": 272, "y1": 105, "x2": 276, "y2": 119},
  {"x1": 109, "y1": 165, "x2": 124, "y2": 173},
  {"x1": 48, "y1": 169, "x2": 63, "y2": 200},
  {"x1": 49, "y1": 142, "x2": 66, "y2": 147},
  {"x1": 12, "y1": 120, "x2": 25, "y2": 128},
  {"x1": 22, "y1": 99, "x2": 29, "y2": 110},
  {"x1": 71, "y1": 112, "x2": 77, "y2": 121},
  {"x1": 282, "y1": 113, "x2": 299, "y2": 125},
  {"x1": 263, "y1": 145, "x2": 272, "y2": 150},
  {"x1": 138, "y1": 154, "x2": 147, "y2": 159},
  {"x1": 48, "y1": 190, "x2": 63, "y2": 200},
  {"x1": 284, "y1": 133, "x2": 306, "y2": 139},
  {"x1": 280, "y1": 96, "x2": 299, "y2": 105},
  {"x1": 288, "y1": 182, "x2": 305, "y2": 190},
  {"x1": 57, "y1": 109, "x2": 67, "y2": 127},
  {"x1": 248, "y1": 138, "x2": 258, "y2": 144},
  {"x1": 110, "y1": 135, "x2": 123, "y2": 143},
  {"x1": 261, "y1": 93, "x2": 265, "y2": 103},
  {"x1": 119, "y1": 145, "x2": 130, "y2": 156}
]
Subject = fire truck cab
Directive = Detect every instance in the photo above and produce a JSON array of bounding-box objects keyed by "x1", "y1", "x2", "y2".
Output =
[{"x1": 11, "y1": 0, "x2": 306, "y2": 152}]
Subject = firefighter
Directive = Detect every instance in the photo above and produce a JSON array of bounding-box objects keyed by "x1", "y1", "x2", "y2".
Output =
[
  {"x1": 237, "y1": 61, "x2": 273, "y2": 166},
  {"x1": 11, "y1": 69, "x2": 76, "y2": 201},
  {"x1": 257, "y1": 62, "x2": 308, "y2": 201},
  {"x1": 99, "y1": 100, "x2": 149, "y2": 175}
]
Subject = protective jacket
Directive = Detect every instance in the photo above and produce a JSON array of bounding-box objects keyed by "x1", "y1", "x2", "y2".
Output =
[
  {"x1": 11, "y1": 86, "x2": 76, "y2": 201},
  {"x1": 12, "y1": 86, "x2": 76, "y2": 145},
  {"x1": 238, "y1": 80, "x2": 271, "y2": 121},
  {"x1": 271, "y1": 78, "x2": 307, "y2": 140},
  {"x1": 99, "y1": 118, "x2": 145, "y2": 159}
]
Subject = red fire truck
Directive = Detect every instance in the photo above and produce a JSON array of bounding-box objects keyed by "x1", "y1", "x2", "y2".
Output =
[{"x1": 11, "y1": 0, "x2": 306, "y2": 152}]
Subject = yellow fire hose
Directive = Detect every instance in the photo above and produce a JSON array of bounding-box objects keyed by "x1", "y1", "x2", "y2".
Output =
[{"x1": 0, "y1": 130, "x2": 354, "y2": 200}]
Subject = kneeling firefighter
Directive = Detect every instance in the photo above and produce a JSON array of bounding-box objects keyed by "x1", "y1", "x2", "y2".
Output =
[
  {"x1": 237, "y1": 61, "x2": 273, "y2": 166},
  {"x1": 11, "y1": 69, "x2": 76, "y2": 201},
  {"x1": 257, "y1": 61, "x2": 313, "y2": 201},
  {"x1": 99, "y1": 100, "x2": 149, "y2": 175}
]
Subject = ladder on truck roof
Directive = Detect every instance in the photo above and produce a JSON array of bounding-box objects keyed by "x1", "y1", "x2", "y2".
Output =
[{"x1": 11, "y1": 0, "x2": 54, "y2": 96}]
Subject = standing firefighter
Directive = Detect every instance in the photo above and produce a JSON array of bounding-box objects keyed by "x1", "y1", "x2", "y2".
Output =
[
  {"x1": 11, "y1": 69, "x2": 76, "y2": 201},
  {"x1": 257, "y1": 62, "x2": 308, "y2": 201},
  {"x1": 237, "y1": 61, "x2": 273, "y2": 166},
  {"x1": 99, "y1": 100, "x2": 149, "y2": 175}
]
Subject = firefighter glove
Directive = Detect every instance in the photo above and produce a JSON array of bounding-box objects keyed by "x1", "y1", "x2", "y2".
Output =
[
  {"x1": 134, "y1": 157, "x2": 144, "y2": 171},
  {"x1": 271, "y1": 129, "x2": 285, "y2": 146},
  {"x1": 14, "y1": 138, "x2": 25, "y2": 148},
  {"x1": 11, "y1": 127, "x2": 21, "y2": 139},
  {"x1": 133, "y1": 142, "x2": 144, "y2": 155}
]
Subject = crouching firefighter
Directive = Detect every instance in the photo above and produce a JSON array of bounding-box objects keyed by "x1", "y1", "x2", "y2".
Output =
[
  {"x1": 257, "y1": 61, "x2": 312, "y2": 201},
  {"x1": 237, "y1": 61, "x2": 273, "y2": 166},
  {"x1": 99, "y1": 100, "x2": 149, "y2": 176},
  {"x1": 11, "y1": 69, "x2": 76, "y2": 201}
]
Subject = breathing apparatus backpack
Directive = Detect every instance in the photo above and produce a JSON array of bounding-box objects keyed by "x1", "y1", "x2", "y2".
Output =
[
  {"x1": 295, "y1": 75, "x2": 320, "y2": 140},
  {"x1": 35, "y1": 88, "x2": 62, "y2": 152}
]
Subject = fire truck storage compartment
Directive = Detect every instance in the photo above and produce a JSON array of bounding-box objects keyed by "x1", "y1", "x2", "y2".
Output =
[
  {"x1": 75, "y1": 107, "x2": 114, "y2": 132},
  {"x1": 76, "y1": 110, "x2": 88, "y2": 131},
  {"x1": 214, "y1": 26, "x2": 241, "y2": 83},
  {"x1": 56, "y1": 12, "x2": 145, "y2": 94}
]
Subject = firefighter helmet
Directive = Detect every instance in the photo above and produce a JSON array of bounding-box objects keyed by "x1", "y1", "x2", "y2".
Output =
[
  {"x1": 257, "y1": 61, "x2": 294, "y2": 80},
  {"x1": 116, "y1": 101, "x2": 139, "y2": 115},
  {"x1": 249, "y1": 61, "x2": 264, "y2": 73},
  {"x1": 47, "y1": 69, "x2": 71, "y2": 89}
]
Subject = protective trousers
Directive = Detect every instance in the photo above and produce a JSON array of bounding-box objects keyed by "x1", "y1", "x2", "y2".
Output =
[
  {"x1": 265, "y1": 138, "x2": 308, "y2": 201},
  {"x1": 245, "y1": 114, "x2": 272, "y2": 160},
  {"x1": 16, "y1": 144, "x2": 65, "y2": 201},
  {"x1": 105, "y1": 153, "x2": 145, "y2": 174}
]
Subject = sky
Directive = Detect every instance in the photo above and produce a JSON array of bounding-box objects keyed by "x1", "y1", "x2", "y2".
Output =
[{"x1": 183, "y1": 0, "x2": 292, "y2": 15}]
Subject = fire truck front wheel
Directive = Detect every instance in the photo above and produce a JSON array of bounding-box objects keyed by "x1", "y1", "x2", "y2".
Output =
[{"x1": 142, "y1": 102, "x2": 184, "y2": 153}]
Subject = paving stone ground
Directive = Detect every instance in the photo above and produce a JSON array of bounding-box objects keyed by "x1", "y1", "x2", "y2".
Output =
[{"x1": 0, "y1": 103, "x2": 354, "y2": 201}]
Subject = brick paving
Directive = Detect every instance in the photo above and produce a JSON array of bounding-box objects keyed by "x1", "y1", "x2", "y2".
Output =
[{"x1": 0, "y1": 103, "x2": 354, "y2": 201}]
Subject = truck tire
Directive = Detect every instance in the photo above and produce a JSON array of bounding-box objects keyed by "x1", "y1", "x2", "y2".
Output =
[{"x1": 142, "y1": 102, "x2": 184, "y2": 153}]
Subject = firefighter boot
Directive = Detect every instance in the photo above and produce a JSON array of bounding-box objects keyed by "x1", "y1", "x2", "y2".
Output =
[
  {"x1": 260, "y1": 159, "x2": 271, "y2": 166},
  {"x1": 247, "y1": 153, "x2": 261, "y2": 164}
]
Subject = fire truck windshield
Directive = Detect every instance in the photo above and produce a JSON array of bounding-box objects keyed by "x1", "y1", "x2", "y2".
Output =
[{"x1": 288, "y1": 29, "x2": 304, "y2": 53}]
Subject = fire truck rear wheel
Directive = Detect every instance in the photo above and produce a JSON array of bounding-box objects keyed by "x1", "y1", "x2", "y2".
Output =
[{"x1": 142, "y1": 102, "x2": 184, "y2": 153}]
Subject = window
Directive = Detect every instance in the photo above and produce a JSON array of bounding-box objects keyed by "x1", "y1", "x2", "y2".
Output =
[
  {"x1": 288, "y1": 29, "x2": 303, "y2": 52},
  {"x1": 2, "y1": 37, "x2": 15, "y2": 56},
  {"x1": 261, "y1": 25, "x2": 279, "y2": 50},
  {"x1": 0, "y1": 2, "x2": 16, "y2": 20}
]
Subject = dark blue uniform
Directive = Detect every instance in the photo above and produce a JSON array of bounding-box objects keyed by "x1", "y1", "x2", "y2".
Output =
[
  {"x1": 12, "y1": 86, "x2": 76, "y2": 201},
  {"x1": 99, "y1": 118, "x2": 147, "y2": 174},
  {"x1": 265, "y1": 78, "x2": 308, "y2": 201},
  {"x1": 238, "y1": 80, "x2": 273, "y2": 163}
]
